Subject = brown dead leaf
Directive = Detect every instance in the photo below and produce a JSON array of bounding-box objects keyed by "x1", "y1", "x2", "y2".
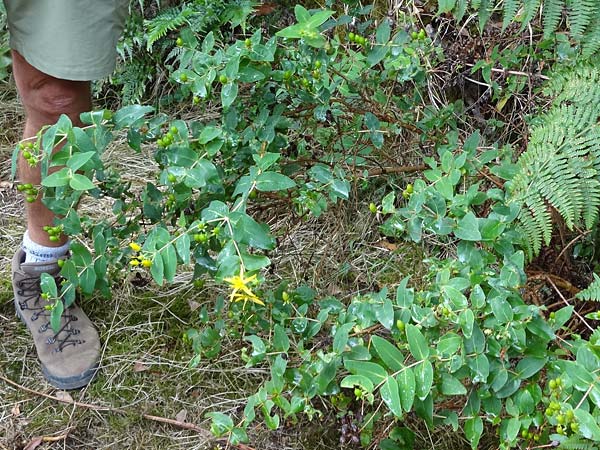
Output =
[
  {"x1": 375, "y1": 240, "x2": 398, "y2": 251},
  {"x1": 175, "y1": 409, "x2": 188, "y2": 423},
  {"x1": 23, "y1": 437, "x2": 43, "y2": 450},
  {"x1": 133, "y1": 361, "x2": 150, "y2": 372},
  {"x1": 187, "y1": 299, "x2": 201, "y2": 312},
  {"x1": 54, "y1": 391, "x2": 74, "y2": 404},
  {"x1": 11, "y1": 404, "x2": 20, "y2": 416}
]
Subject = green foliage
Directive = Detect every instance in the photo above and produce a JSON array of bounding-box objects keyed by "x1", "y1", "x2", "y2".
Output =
[
  {"x1": 9, "y1": 2, "x2": 600, "y2": 449},
  {"x1": 438, "y1": 0, "x2": 600, "y2": 57},
  {"x1": 506, "y1": 61, "x2": 600, "y2": 259},
  {"x1": 576, "y1": 273, "x2": 600, "y2": 301}
]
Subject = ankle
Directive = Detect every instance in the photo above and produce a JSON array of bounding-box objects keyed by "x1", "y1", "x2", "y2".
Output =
[{"x1": 22, "y1": 230, "x2": 70, "y2": 263}]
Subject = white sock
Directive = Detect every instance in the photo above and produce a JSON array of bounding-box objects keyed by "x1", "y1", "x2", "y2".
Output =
[{"x1": 22, "y1": 230, "x2": 70, "y2": 263}]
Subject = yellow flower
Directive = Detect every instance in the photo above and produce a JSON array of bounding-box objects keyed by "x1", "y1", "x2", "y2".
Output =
[
  {"x1": 223, "y1": 273, "x2": 264, "y2": 306},
  {"x1": 129, "y1": 242, "x2": 142, "y2": 252}
]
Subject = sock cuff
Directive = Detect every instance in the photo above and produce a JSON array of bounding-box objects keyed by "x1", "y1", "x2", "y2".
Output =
[{"x1": 22, "y1": 230, "x2": 70, "y2": 261}]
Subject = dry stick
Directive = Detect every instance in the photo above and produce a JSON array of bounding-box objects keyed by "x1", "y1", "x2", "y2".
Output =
[
  {"x1": 545, "y1": 276, "x2": 594, "y2": 333},
  {"x1": 0, "y1": 374, "x2": 211, "y2": 439}
]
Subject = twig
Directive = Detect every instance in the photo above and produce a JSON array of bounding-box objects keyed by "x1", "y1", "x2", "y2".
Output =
[
  {"x1": 362, "y1": 164, "x2": 428, "y2": 177},
  {"x1": 554, "y1": 230, "x2": 591, "y2": 264},
  {"x1": 527, "y1": 271, "x2": 580, "y2": 297},
  {"x1": 0, "y1": 374, "x2": 212, "y2": 439},
  {"x1": 545, "y1": 276, "x2": 594, "y2": 333}
]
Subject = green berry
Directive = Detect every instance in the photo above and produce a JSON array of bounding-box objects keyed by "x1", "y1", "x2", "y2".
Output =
[
  {"x1": 219, "y1": 74, "x2": 228, "y2": 84},
  {"x1": 348, "y1": 32, "x2": 355, "y2": 42},
  {"x1": 168, "y1": 173, "x2": 177, "y2": 183},
  {"x1": 571, "y1": 422, "x2": 579, "y2": 433},
  {"x1": 244, "y1": 38, "x2": 252, "y2": 48},
  {"x1": 22, "y1": 150, "x2": 31, "y2": 159},
  {"x1": 26, "y1": 195, "x2": 36, "y2": 203},
  {"x1": 193, "y1": 96, "x2": 200, "y2": 104},
  {"x1": 49, "y1": 235, "x2": 60, "y2": 242},
  {"x1": 566, "y1": 410, "x2": 574, "y2": 421},
  {"x1": 411, "y1": 31, "x2": 418, "y2": 39},
  {"x1": 314, "y1": 60, "x2": 322, "y2": 69},
  {"x1": 57, "y1": 259, "x2": 65, "y2": 268},
  {"x1": 521, "y1": 429, "x2": 528, "y2": 438},
  {"x1": 549, "y1": 379, "x2": 557, "y2": 390},
  {"x1": 418, "y1": 29, "x2": 426, "y2": 39},
  {"x1": 557, "y1": 414, "x2": 565, "y2": 425},
  {"x1": 170, "y1": 126, "x2": 178, "y2": 134},
  {"x1": 157, "y1": 138, "x2": 164, "y2": 147},
  {"x1": 369, "y1": 202, "x2": 377, "y2": 213},
  {"x1": 176, "y1": 37, "x2": 183, "y2": 46},
  {"x1": 180, "y1": 73, "x2": 188, "y2": 82}
]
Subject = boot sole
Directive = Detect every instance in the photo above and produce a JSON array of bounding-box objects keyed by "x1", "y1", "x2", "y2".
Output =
[{"x1": 14, "y1": 296, "x2": 99, "y2": 390}]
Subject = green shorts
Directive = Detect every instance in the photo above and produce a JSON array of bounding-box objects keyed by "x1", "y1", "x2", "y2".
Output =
[{"x1": 3, "y1": 0, "x2": 129, "y2": 81}]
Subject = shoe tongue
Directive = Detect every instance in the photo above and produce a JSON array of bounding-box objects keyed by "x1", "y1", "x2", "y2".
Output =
[{"x1": 21, "y1": 260, "x2": 61, "y2": 276}]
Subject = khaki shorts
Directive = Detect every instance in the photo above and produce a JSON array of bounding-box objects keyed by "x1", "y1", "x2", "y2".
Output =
[{"x1": 3, "y1": 0, "x2": 129, "y2": 81}]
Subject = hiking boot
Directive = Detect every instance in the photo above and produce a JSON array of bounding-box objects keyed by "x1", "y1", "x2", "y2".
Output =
[{"x1": 11, "y1": 248, "x2": 100, "y2": 390}]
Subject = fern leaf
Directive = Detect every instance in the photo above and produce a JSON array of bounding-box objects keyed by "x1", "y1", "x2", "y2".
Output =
[
  {"x1": 582, "y1": 10, "x2": 600, "y2": 58},
  {"x1": 567, "y1": 0, "x2": 594, "y2": 39},
  {"x1": 145, "y1": 6, "x2": 194, "y2": 51},
  {"x1": 519, "y1": 0, "x2": 541, "y2": 31},
  {"x1": 576, "y1": 273, "x2": 600, "y2": 301},
  {"x1": 542, "y1": 0, "x2": 565, "y2": 39},
  {"x1": 502, "y1": 0, "x2": 521, "y2": 31},
  {"x1": 559, "y1": 433, "x2": 600, "y2": 449}
]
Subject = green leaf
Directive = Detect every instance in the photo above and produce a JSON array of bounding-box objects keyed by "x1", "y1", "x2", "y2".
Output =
[
  {"x1": 344, "y1": 360, "x2": 387, "y2": 385},
  {"x1": 66, "y1": 151, "x2": 95, "y2": 171},
  {"x1": 438, "y1": 0, "x2": 457, "y2": 13},
  {"x1": 371, "y1": 335, "x2": 405, "y2": 372},
  {"x1": 464, "y1": 416, "x2": 483, "y2": 450},
  {"x1": 69, "y1": 173, "x2": 95, "y2": 191},
  {"x1": 574, "y1": 409, "x2": 600, "y2": 441},
  {"x1": 414, "y1": 360, "x2": 433, "y2": 400},
  {"x1": 504, "y1": 417, "x2": 520, "y2": 442},
  {"x1": 206, "y1": 412, "x2": 234, "y2": 436},
  {"x1": 273, "y1": 324, "x2": 290, "y2": 352},
  {"x1": 198, "y1": 126, "x2": 222, "y2": 144},
  {"x1": 40, "y1": 273, "x2": 58, "y2": 298},
  {"x1": 440, "y1": 374, "x2": 467, "y2": 395},
  {"x1": 375, "y1": 298, "x2": 395, "y2": 330},
  {"x1": 468, "y1": 354, "x2": 489, "y2": 383},
  {"x1": 437, "y1": 333, "x2": 462, "y2": 357},
  {"x1": 42, "y1": 167, "x2": 71, "y2": 187},
  {"x1": 490, "y1": 295, "x2": 514, "y2": 323},
  {"x1": 305, "y1": 10, "x2": 334, "y2": 28},
  {"x1": 333, "y1": 322, "x2": 354, "y2": 354},
  {"x1": 341, "y1": 374, "x2": 375, "y2": 392},
  {"x1": 221, "y1": 82, "x2": 238, "y2": 108},
  {"x1": 396, "y1": 277, "x2": 414, "y2": 308},
  {"x1": 515, "y1": 357, "x2": 546, "y2": 379},
  {"x1": 380, "y1": 376, "x2": 403, "y2": 418},
  {"x1": 175, "y1": 233, "x2": 190, "y2": 265},
  {"x1": 397, "y1": 368, "x2": 416, "y2": 412},
  {"x1": 564, "y1": 361, "x2": 595, "y2": 392},
  {"x1": 113, "y1": 105, "x2": 154, "y2": 129},
  {"x1": 406, "y1": 324, "x2": 430, "y2": 360},
  {"x1": 150, "y1": 252, "x2": 164, "y2": 286},
  {"x1": 255, "y1": 172, "x2": 295, "y2": 191},
  {"x1": 50, "y1": 299, "x2": 64, "y2": 334},
  {"x1": 233, "y1": 214, "x2": 275, "y2": 250},
  {"x1": 455, "y1": 212, "x2": 482, "y2": 241},
  {"x1": 161, "y1": 244, "x2": 177, "y2": 283}
]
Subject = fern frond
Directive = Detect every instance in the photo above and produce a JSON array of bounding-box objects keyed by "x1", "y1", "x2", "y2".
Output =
[
  {"x1": 508, "y1": 61, "x2": 600, "y2": 259},
  {"x1": 542, "y1": 0, "x2": 565, "y2": 39},
  {"x1": 566, "y1": 0, "x2": 595, "y2": 39},
  {"x1": 145, "y1": 5, "x2": 194, "y2": 51},
  {"x1": 582, "y1": 10, "x2": 600, "y2": 58},
  {"x1": 519, "y1": 0, "x2": 542, "y2": 31},
  {"x1": 576, "y1": 273, "x2": 600, "y2": 301},
  {"x1": 502, "y1": 0, "x2": 521, "y2": 30},
  {"x1": 559, "y1": 434, "x2": 600, "y2": 449}
]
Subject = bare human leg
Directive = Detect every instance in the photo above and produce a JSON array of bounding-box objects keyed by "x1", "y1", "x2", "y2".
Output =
[{"x1": 12, "y1": 49, "x2": 92, "y2": 247}]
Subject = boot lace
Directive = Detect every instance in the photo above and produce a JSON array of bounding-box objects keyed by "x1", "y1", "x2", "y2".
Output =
[{"x1": 16, "y1": 275, "x2": 84, "y2": 352}]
